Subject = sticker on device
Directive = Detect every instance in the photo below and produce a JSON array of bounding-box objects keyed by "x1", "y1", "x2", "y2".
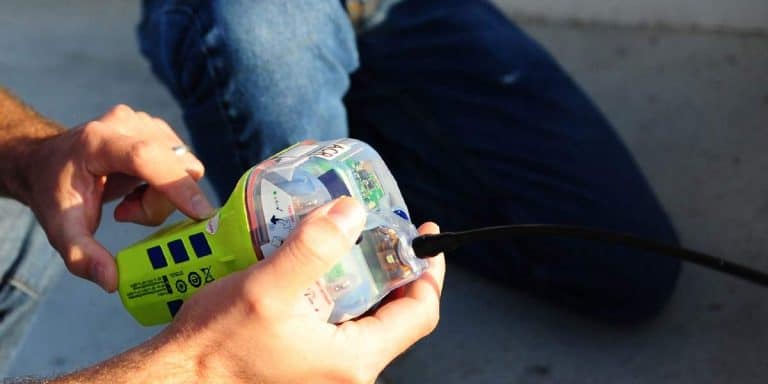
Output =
[{"x1": 311, "y1": 142, "x2": 350, "y2": 160}]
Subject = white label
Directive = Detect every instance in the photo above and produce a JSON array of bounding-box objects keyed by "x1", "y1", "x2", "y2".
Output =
[
  {"x1": 271, "y1": 144, "x2": 317, "y2": 180},
  {"x1": 260, "y1": 179, "x2": 335, "y2": 320},
  {"x1": 205, "y1": 212, "x2": 220, "y2": 235},
  {"x1": 311, "y1": 142, "x2": 351, "y2": 160},
  {"x1": 272, "y1": 144, "x2": 317, "y2": 164},
  {"x1": 259, "y1": 179, "x2": 298, "y2": 258}
]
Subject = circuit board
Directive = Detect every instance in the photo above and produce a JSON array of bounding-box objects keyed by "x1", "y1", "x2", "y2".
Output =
[{"x1": 347, "y1": 160, "x2": 385, "y2": 209}]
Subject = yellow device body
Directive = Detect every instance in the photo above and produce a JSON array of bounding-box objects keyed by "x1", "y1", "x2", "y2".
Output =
[
  {"x1": 117, "y1": 139, "x2": 428, "y2": 326},
  {"x1": 116, "y1": 171, "x2": 256, "y2": 326}
]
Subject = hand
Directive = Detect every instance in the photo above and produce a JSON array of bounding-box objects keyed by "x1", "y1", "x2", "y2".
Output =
[
  {"x1": 19, "y1": 105, "x2": 214, "y2": 292},
  {"x1": 151, "y1": 197, "x2": 446, "y2": 383}
]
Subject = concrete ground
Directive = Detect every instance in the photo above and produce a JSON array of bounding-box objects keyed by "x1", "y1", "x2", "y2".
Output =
[{"x1": 3, "y1": 1, "x2": 768, "y2": 382}]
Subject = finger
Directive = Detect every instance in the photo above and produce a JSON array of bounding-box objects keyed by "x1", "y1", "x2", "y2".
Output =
[
  {"x1": 409, "y1": 222, "x2": 446, "y2": 294},
  {"x1": 247, "y1": 197, "x2": 366, "y2": 305},
  {"x1": 86, "y1": 134, "x2": 213, "y2": 220},
  {"x1": 114, "y1": 184, "x2": 177, "y2": 226},
  {"x1": 98, "y1": 105, "x2": 173, "y2": 140},
  {"x1": 48, "y1": 211, "x2": 118, "y2": 292},
  {"x1": 348, "y1": 222, "x2": 445, "y2": 362},
  {"x1": 101, "y1": 154, "x2": 205, "y2": 202},
  {"x1": 102, "y1": 173, "x2": 143, "y2": 202},
  {"x1": 175, "y1": 149, "x2": 206, "y2": 181},
  {"x1": 98, "y1": 104, "x2": 135, "y2": 125},
  {"x1": 99, "y1": 106, "x2": 204, "y2": 177}
]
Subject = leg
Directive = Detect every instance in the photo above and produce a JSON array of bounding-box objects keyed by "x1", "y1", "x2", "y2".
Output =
[
  {"x1": 346, "y1": 0, "x2": 680, "y2": 321},
  {"x1": 138, "y1": 0, "x2": 359, "y2": 200},
  {"x1": 0, "y1": 200, "x2": 62, "y2": 375}
]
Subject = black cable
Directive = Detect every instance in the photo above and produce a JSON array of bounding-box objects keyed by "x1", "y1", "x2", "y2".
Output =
[{"x1": 411, "y1": 224, "x2": 768, "y2": 288}]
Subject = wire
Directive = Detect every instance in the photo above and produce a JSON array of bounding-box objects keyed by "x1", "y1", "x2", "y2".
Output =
[{"x1": 411, "y1": 224, "x2": 768, "y2": 288}]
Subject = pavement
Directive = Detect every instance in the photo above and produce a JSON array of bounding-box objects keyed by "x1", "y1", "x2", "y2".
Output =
[{"x1": 2, "y1": 1, "x2": 768, "y2": 382}]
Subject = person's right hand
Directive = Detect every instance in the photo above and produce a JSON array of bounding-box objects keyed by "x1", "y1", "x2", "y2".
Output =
[
  {"x1": 17, "y1": 105, "x2": 214, "y2": 292},
  {"x1": 145, "y1": 197, "x2": 446, "y2": 383}
]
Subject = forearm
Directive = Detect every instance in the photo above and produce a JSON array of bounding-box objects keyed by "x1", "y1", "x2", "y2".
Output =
[
  {"x1": 0, "y1": 87, "x2": 64, "y2": 202},
  {"x1": 8, "y1": 335, "x2": 200, "y2": 384}
]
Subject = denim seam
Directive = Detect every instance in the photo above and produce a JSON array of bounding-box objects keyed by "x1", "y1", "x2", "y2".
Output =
[
  {"x1": 7, "y1": 278, "x2": 39, "y2": 300},
  {"x1": 157, "y1": 4, "x2": 249, "y2": 172}
]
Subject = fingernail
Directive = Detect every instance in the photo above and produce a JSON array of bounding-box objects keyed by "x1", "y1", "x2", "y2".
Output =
[
  {"x1": 89, "y1": 262, "x2": 109, "y2": 292},
  {"x1": 327, "y1": 197, "x2": 366, "y2": 241},
  {"x1": 191, "y1": 193, "x2": 215, "y2": 218}
]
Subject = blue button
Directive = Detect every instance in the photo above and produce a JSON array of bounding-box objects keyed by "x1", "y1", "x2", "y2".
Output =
[
  {"x1": 167, "y1": 299, "x2": 184, "y2": 317},
  {"x1": 189, "y1": 232, "x2": 212, "y2": 257},
  {"x1": 318, "y1": 170, "x2": 351, "y2": 199},
  {"x1": 168, "y1": 239, "x2": 189, "y2": 264},
  {"x1": 147, "y1": 246, "x2": 167, "y2": 269}
]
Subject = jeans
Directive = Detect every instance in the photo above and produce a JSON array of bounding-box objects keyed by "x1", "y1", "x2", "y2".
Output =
[
  {"x1": 139, "y1": 0, "x2": 681, "y2": 322},
  {"x1": 0, "y1": 200, "x2": 62, "y2": 376}
]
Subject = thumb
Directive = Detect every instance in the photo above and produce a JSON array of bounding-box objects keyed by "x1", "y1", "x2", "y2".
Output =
[{"x1": 250, "y1": 197, "x2": 366, "y2": 303}]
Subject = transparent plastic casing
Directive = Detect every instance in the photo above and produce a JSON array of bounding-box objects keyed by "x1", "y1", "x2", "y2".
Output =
[{"x1": 244, "y1": 138, "x2": 429, "y2": 322}]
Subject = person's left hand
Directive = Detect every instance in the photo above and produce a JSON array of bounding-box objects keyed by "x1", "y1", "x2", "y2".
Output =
[
  {"x1": 153, "y1": 197, "x2": 445, "y2": 383},
  {"x1": 49, "y1": 198, "x2": 444, "y2": 383},
  {"x1": 17, "y1": 105, "x2": 214, "y2": 292}
]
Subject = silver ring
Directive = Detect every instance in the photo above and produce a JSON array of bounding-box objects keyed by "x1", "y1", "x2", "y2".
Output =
[{"x1": 172, "y1": 145, "x2": 190, "y2": 156}]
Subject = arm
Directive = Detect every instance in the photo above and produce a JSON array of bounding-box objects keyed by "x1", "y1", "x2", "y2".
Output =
[
  {"x1": 0, "y1": 87, "x2": 64, "y2": 199},
  {"x1": 14, "y1": 198, "x2": 446, "y2": 383},
  {"x1": 0, "y1": 88, "x2": 214, "y2": 291}
]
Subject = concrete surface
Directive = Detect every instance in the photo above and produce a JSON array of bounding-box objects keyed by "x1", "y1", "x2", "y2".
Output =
[
  {"x1": 2, "y1": 0, "x2": 768, "y2": 382},
  {"x1": 494, "y1": 0, "x2": 768, "y2": 32}
]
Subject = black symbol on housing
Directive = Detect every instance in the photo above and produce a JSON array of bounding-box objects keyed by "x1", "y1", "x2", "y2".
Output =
[
  {"x1": 202, "y1": 267, "x2": 215, "y2": 283},
  {"x1": 175, "y1": 280, "x2": 188, "y2": 293},
  {"x1": 188, "y1": 271, "x2": 202, "y2": 288}
]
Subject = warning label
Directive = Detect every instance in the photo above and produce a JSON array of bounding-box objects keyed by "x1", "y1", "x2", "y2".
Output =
[
  {"x1": 201, "y1": 266, "x2": 215, "y2": 283},
  {"x1": 126, "y1": 276, "x2": 173, "y2": 300},
  {"x1": 294, "y1": 281, "x2": 334, "y2": 321},
  {"x1": 260, "y1": 179, "x2": 297, "y2": 258}
]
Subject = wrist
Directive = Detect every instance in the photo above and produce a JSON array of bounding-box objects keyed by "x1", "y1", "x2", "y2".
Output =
[
  {"x1": 0, "y1": 88, "x2": 65, "y2": 204},
  {"x1": 0, "y1": 135, "x2": 47, "y2": 205},
  {"x1": 0, "y1": 121, "x2": 63, "y2": 205},
  {"x1": 133, "y1": 335, "x2": 201, "y2": 384},
  {"x1": 53, "y1": 330, "x2": 204, "y2": 384}
]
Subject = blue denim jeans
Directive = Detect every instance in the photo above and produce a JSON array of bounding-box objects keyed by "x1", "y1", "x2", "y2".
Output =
[
  {"x1": 139, "y1": 0, "x2": 681, "y2": 321},
  {"x1": 0, "y1": 200, "x2": 62, "y2": 375}
]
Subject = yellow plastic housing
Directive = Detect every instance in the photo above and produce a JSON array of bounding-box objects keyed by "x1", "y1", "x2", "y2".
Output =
[{"x1": 117, "y1": 170, "x2": 257, "y2": 326}]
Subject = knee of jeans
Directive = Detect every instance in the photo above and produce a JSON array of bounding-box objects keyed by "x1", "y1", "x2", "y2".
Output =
[
  {"x1": 533, "y1": 244, "x2": 683, "y2": 323},
  {"x1": 455, "y1": 233, "x2": 682, "y2": 323},
  {"x1": 211, "y1": 0, "x2": 358, "y2": 149},
  {"x1": 212, "y1": 0, "x2": 358, "y2": 81}
]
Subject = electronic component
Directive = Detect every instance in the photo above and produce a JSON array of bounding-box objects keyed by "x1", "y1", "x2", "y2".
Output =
[{"x1": 117, "y1": 139, "x2": 428, "y2": 325}]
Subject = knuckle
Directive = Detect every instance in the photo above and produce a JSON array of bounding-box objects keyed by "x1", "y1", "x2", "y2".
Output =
[
  {"x1": 136, "y1": 111, "x2": 152, "y2": 122},
  {"x1": 418, "y1": 306, "x2": 440, "y2": 337},
  {"x1": 109, "y1": 104, "x2": 134, "y2": 118},
  {"x1": 80, "y1": 121, "x2": 103, "y2": 138},
  {"x1": 344, "y1": 366, "x2": 377, "y2": 384},
  {"x1": 106, "y1": 104, "x2": 134, "y2": 120},
  {"x1": 64, "y1": 262, "x2": 85, "y2": 278},
  {"x1": 62, "y1": 254, "x2": 88, "y2": 279},
  {"x1": 283, "y1": 221, "x2": 339, "y2": 268},
  {"x1": 143, "y1": 214, "x2": 167, "y2": 227},
  {"x1": 127, "y1": 140, "x2": 154, "y2": 163},
  {"x1": 78, "y1": 122, "x2": 103, "y2": 148},
  {"x1": 424, "y1": 310, "x2": 440, "y2": 334},
  {"x1": 239, "y1": 282, "x2": 282, "y2": 318},
  {"x1": 151, "y1": 116, "x2": 172, "y2": 130},
  {"x1": 299, "y1": 216, "x2": 345, "y2": 252}
]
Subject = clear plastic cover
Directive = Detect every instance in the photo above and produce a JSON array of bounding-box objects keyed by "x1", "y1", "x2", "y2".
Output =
[{"x1": 243, "y1": 138, "x2": 429, "y2": 322}]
